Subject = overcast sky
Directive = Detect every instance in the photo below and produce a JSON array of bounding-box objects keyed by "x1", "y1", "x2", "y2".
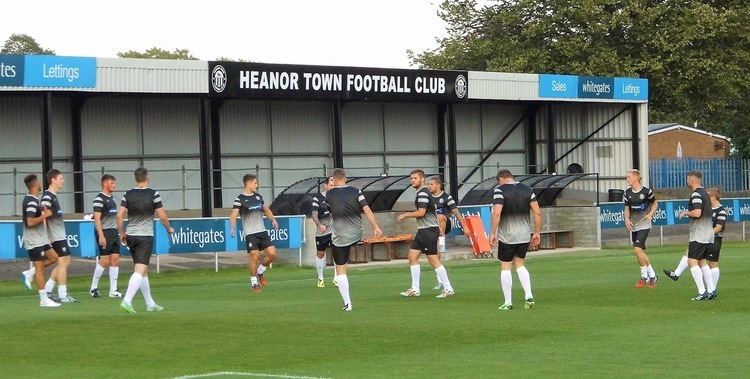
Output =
[{"x1": 0, "y1": 0, "x2": 448, "y2": 68}]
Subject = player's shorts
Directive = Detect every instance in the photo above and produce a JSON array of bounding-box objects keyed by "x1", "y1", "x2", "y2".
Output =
[
  {"x1": 687, "y1": 241, "x2": 710, "y2": 260},
  {"x1": 27, "y1": 244, "x2": 52, "y2": 262},
  {"x1": 127, "y1": 236, "x2": 154, "y2": 265},
  {"x1": 706, "y1": 237, "x2": 722, "y2": 262},
  {"x1": 631, "y1": 229, "x2": 650, "y2": 250},
  {"x1": 410, "y1": 227, "x2": 439, "y2": 255},
  {"x1": 443, "y1": 217, "x2": 453, "y2": 234},
  {"x1": 332, "y1": 243, "x2": 358, "y2": 265},
  {"x1": 96, "y1": 229, "x2": 121, "y2": 255},
  {"x1": 245, "y1": 232, "x2": 273, "y2": 252},
  {"x1": 498, "y1": 242, "x2": 529, "y2": 262},
  {"x1": 51, "y1": 240, "x2": 71, "y2": 257},
  {"x1": 315, "y1": 234, "x2": 332, "y2": 252}
]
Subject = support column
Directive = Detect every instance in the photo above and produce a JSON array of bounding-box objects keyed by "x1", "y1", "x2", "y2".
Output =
[
  {"x1": 447, "y1": 104, "x2": 459, "y2": 197},
  {"x1": 526, "y1": 104, "x2": 538, "y2": 174},
  {"x1": 332, "y1": 101, "x2": 344, "y2": 168},
  {"x1": 546, "y1": 104, "x2": 556, "y2": 174},
  {"x1": 41, "y1": 93, "x2": 53, "y2": 184},
  {"x1": 631, "y1": 103, "x2": 640, "y2": 170},
  {"x1": 71, "y1": 97, "x2": 86, "y2": 213},
  {"x1": 199, "y1": 98, "x2": 212, "y2": 217},
  {"x1": 436, "y1": 104, "x2": 447, "y2": 179},
  {"x1": 211, "y1": 99, "x2": 224, "y2": 208}
]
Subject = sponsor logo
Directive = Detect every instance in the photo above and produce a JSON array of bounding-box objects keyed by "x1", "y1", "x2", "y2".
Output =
[{"x1": 211, "y1": 65, "x2": 227, "y2": 93}]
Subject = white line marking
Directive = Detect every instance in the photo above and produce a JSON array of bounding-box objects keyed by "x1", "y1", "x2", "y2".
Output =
[{"x1": 170, "y1": 371, "x2": 330, "y2": 379}]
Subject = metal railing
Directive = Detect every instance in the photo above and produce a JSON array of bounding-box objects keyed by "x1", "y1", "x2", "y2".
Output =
[{"x1": 650, "y1": 158, "x2": 750, "y2": 191}]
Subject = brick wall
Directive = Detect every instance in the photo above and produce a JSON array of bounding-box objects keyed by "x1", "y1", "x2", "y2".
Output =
[{"x1": 649, "y1": 129, "x2": 730, "y2": 159}]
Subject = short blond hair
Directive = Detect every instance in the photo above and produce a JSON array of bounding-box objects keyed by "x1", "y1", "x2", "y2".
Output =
[{"x1": 627, "y1": 169, "x2": 641, "y2": 180}]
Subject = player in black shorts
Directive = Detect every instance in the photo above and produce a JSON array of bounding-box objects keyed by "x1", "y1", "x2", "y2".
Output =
[
  {"x1": 397, "y1": 170, "x2": 457, "y2": 298},
  {"x1": 677, "y1": 170, "x2": 715, "y2": 301},
  {"x1": 428, "y1": 176, "x2": 470, "y2": 291},
  {"x1": 489, "y1": 170, "x2": 542, "y2": 311},
  {"x1": 229, "y1": 174, "x2": 280, "y2": 293},
  {"x1": 89, "y1": 174, "x2": 122, "y2": 298},
  {"x1": 41, "y1": 169, "x2": 76, "y2": 303},
  {"x1": 705, "y1": 188, "x2": 725, "y2": 295},
  {"x1": 623, "y1": 169, "x2": 659, "y2": 288},
  {"x1": 326, "y1": 168, "x2": 382, "y2": 311},
  {"x1": 311, "y1": 177, "x2": 334, "y2": 287},
  {"x1": 116, "y1": 167, "x2": 174, "y2": 313},
  {"x1": 19, "y1": 174, "x2": 61, "y2": 307}
]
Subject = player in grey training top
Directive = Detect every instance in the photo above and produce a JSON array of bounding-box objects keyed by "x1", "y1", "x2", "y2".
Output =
[
  {"x1": 40, "y1": 169, "x2": 76, "y2": 303},
  {"x1": 397, "y1": 170, "x2": 456, "y2": 299},
  {"x1": 229, "y1": 174, "x2": 280, "y2": 293},
  {"x1": 326, "y1": 168, "x2": 382, "y2": 311},
  {"x1": 623, "y1": 169, "x2": 659, "y2": 288},
  {"x1": 677, "y1": 170, "x2": 716, "y2": 301},
  {"x1": 311, "y1": 177, "x2": 335, "y2": 287},
  {"x1": 116, "y1": 167, "x2": 174, "y2": 314},
  {"x1": 89, "y1": 174, "x2": 123, "y2": 298},
  {"x1": 20, "y1": 173, "x2": 61, "y2": 307},
  {"x1": 489, "y1": 169, "x2": 542, "y2": 311}
]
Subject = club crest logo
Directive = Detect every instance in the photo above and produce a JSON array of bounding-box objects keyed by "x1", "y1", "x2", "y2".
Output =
[
  {"x1": 211, "y1": 65, "x2": 227, "y2": 93},
  {"x1": 455, "y1": 74, "x2": 467, "y2": 99}
]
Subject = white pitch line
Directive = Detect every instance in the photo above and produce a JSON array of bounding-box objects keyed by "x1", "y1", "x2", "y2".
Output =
[{"x1": 170, "y1": 371, "x2": 330, "y2": 379}]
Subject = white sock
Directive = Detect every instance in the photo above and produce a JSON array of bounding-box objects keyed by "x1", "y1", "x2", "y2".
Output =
[
  {"x1": 140, "y1": 276, "x2": 156, "y2": 307},
  {"x1": 38, "y1": 290, "x2": 47, "y2": 302},
  {"x1": 711, "y1": 267, "x2": 720, "y2": 289},
  {"x1": 24, "y1": 266, "x2": 36, "y2": 276},
  {"x1": 257, "y1": 264, "x2": 267, "y2": 275},
  {"x1": 675, "y1": 256, "x2": 689, "y2": 277},
  {"x1": 58, "y1": 285, "x2": 67, "y2": 299},
  {"x1": 315, "y1": 257, "x2": 325, "y2": 280},
  {"x1": 91, "y1": 264, "x2": 105, "y2": 290},
  {"x1": 500, "y1": 270, "x2": 513, "y2": 305},
  {"x1": 438, "y1": 236, "x2": 446, "y2": 252},
  {"x1": 410, "y1": 264, "x2": 421, "y2": 292},
  {"x1": 646, "y1": 265, "x2": 656, "y2": 279},
  {"x1": 336, "y1": 274, "x2": 351, "y2": 307},
  {"x1": 109, "y1": 266, "x2": 119, "y2": 293},
  {"x1": 45, "y1": 279, "x2": 56, "y2": 293},
  {"x1": 123, "y1": 272, "x2": 143, "y2": 305},
  {"x1": 435, "y1": 266, "x2": 453, "y2": 292},
  {"x1": 639, "y1": 266, "x2": 647, "y2": 279},
  {"x1": 701, "y1": 265, "x2": 716, "y2": 293},
  {"x1": 435, "y1": 273, "x2": 443, "y2": 285},
  {"x1": 250, "y1": 275, "x2": 258, "y2": 286},
  {"x1": 690, "y1": 266, "x2": 705, "y2": 294},
  {"x1": 516, "y1": 266, "x2": 533, "y2": 300}
]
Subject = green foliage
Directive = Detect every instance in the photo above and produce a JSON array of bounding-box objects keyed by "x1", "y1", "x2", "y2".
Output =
[
  {"x1": 1, "y1": 245, "x2": 749, "y2": 377},
  {"x1": 215, "y1": 56, "x2": 251, "y2": 62},
  {"x1": 117, "y1": 47, "x2": 198, "y2": 60},
  {"x1": 0, "y1": 34, "x2": 55, "y2": 55},
  {"x1": 412, "y1": 0, "x2": 750, "y2": 156}
]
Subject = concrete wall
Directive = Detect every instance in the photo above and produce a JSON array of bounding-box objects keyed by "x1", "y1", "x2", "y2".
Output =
[{"x1": 649, "y1": 129, "x2": 730, "y2": 159}]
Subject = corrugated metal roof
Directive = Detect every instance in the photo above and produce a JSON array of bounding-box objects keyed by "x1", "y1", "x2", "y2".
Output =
[{"x1": 648, "y1": 123, "x2": 730, "y2": 141}]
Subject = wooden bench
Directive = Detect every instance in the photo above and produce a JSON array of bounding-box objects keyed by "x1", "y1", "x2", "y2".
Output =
[
  {"x1": 364, "y1": 234, "x2": 414, "y2": 262},
  {"x1": 533, "y1": 230, "x2": 574, "y2": 250}
]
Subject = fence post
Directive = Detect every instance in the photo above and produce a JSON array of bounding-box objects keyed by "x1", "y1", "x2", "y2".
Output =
[
  {"x1": 13, "y1": 167, "x2": 18, "y2": 216},
  {"x1": 181, "y1": 165, "x2": 187, "y2": 210}
]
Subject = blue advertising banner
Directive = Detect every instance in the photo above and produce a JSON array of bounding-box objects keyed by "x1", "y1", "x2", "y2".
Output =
[
  {"x1": 229, "y1": 216, "x2": 304, "y2": 251},
  {"x1": 0, "y1": 55, "x2": 24, "y2": 86},
  {"x1": 579, "y1": 76, "x2": 614, "y2": 99},
  {"x1": 538, "y1": 74, "x2": 578, "y2": 98},
  {"x1": 447, "y1": 205, "x2": 493, "y2": 237},
  {"x1": 24, "y1": 55, "x2": 96, "y2": 88},
  {"x1": 600, "y1": 198, "x2": 748, "y2": 229},
  {"x1": 1, "y1": 216, "x2": 306, "y2": 260},
  {"x1": 614, "y1": 77, "x2": 648, "y2": 101}
]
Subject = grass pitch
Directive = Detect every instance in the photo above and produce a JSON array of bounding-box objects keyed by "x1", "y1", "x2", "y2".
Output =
[{"x1": 1, "y1": 244, "x2": 749, "y2": 378}]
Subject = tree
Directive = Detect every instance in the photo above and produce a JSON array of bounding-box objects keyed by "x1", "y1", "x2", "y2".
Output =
[
  {"x1": 411, "y1": 0, "x2": 750, "y2": 156},
  {"x1": 1, "y1": 34, "x2": 55, "y2": 55},
  {"x1": 215, "y1": 56, "x2": 251, "y2": 62},
  {"x1": 117, "y1": 47, "x2": 198, "y2": 60}
]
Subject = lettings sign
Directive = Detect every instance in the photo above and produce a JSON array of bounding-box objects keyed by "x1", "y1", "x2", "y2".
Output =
[{"x1": 209, "y1": 62, "x2": 469, "y2": 102}]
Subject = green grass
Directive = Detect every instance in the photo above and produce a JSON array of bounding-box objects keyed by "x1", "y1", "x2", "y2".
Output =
[{"x1": 1, "y1": 244, "x2": 749, "y2": 378}]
